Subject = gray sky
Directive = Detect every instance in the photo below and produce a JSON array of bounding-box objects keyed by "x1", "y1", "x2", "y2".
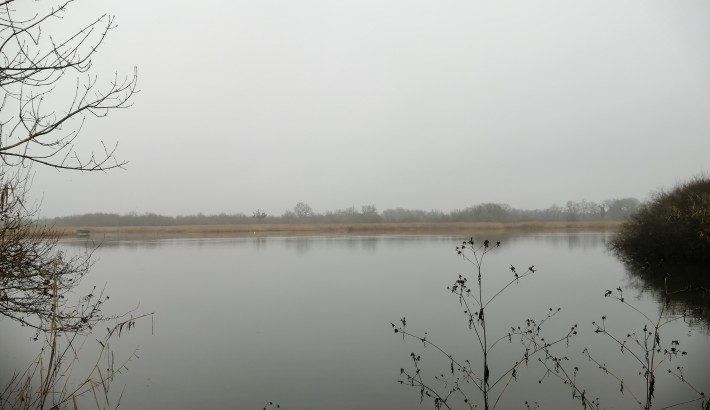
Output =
[{"x1": 30, "y1": 0, "x2": 710, "y2": 217}]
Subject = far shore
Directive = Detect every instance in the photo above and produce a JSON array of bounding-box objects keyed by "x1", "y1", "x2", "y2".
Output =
[{"x1": 52, "y1": 221, "x2": 624, "y2": 240}]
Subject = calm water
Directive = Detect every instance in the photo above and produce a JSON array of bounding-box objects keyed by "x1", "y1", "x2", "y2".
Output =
[{"x1": 2, "y1": 233, "x2": 708, "y2": 409}]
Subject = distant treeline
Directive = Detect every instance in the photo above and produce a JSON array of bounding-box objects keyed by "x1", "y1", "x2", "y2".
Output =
[{"x1": 44, "y1": 198, "x2": 641, "y2": 227}]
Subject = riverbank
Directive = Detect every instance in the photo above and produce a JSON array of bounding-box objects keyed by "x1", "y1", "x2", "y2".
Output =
[{"x1": 52, "y1": 220, "x2": 623, "y2": 240}]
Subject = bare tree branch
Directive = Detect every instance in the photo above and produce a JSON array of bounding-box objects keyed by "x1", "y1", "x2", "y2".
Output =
[{"x1": 0, "y1": 0, "x2": 137, "y2": 171}]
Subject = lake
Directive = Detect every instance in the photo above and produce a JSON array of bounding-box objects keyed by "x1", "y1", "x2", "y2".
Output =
[{"x1": 2, "y1": 233, "x2": 708, "y2": 409}]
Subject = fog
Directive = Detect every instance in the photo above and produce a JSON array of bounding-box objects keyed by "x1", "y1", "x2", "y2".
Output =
[{"x1": 30, "y1": 0, "x2": 710, "y2": 217}]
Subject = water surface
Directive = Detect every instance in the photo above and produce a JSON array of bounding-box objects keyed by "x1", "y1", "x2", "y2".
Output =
[{"x1": 3, "y1": 233, "x2": 708, "y2": 409}]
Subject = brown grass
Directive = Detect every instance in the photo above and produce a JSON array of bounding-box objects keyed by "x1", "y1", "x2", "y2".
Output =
[{"x1": 49, "y1": 221, "x2": 623, "y2": 240}]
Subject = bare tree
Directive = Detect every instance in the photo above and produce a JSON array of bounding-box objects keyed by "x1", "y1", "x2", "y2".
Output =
[
  {"x1": 253, "y1": 209, "x2": 267, "y2": 223},
  {"x1": 0, "y1": 3, "x2": 149, "y2": 407},
  {"x1": 0, "y1": 0, "x2": 137, "y2": 171},
  {"x1": 0, "y1": 168, "x2": 103, "y2": 334},
  {"x1": 293, "y1": 201, "x2": 314, "y2": 218},
  {"x1": 0, "y1": 0, "x2": 136, "y2": 332},
  {"x1": 0, "y1": 167, "x2": 154, "y2": 409}
]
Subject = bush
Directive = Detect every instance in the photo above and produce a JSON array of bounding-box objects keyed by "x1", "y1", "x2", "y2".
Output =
[{"x1": 610, "y1": 175, "x2": 710, "y2": 264}]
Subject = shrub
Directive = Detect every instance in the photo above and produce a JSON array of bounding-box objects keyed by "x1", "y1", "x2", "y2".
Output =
[{"x1": 610, "y1": 175, "x2": 710, "y2": 264}]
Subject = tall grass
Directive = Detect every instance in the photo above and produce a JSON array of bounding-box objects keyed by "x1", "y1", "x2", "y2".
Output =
[{"x1": 1, "y1": 259, "x2": 153, "y2": 409}]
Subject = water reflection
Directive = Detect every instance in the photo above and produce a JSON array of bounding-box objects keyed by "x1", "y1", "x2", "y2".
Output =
[
  {"x1": 513, "y1": 231, "x2": 616, "y2": 251},
  {"x1": 622, "y1": 262, "x2": 710, "y2": 330},
  {"x1": 58, "y1": 233, "x2": 710, "y2": 330},
  {"x1": 62, "y1": 232, "x2": 617, "y2": 254},
  {"x1": 13, "y1": 233, "x2": 708, "y2": 409}
]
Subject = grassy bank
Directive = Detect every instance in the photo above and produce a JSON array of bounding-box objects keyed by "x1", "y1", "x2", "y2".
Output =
[{"x1": 51, "y1": 221, "x2": 623, "y2": 240}]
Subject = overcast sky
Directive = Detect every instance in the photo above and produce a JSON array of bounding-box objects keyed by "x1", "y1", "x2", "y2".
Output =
[{"x1": 29, "y1": 0, "x2": 710, "y2": 217}]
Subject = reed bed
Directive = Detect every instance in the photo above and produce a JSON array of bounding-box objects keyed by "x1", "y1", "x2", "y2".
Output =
[{"x1": 49, "y1": 221, "x2": 623, "y2": 240}]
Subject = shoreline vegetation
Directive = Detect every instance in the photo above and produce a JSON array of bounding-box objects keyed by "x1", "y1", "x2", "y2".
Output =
[
  {"x1": 43, "y1": 198, "x2": 641, "y2": 240},
  {"x1": 610, "y1": 175, "x2": 709, "y2": 264},
  {"x1": 51, "y1": 221, "x2": 623, "y2": 240}
]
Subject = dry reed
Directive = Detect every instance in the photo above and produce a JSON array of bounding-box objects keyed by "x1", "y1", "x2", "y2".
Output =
[{"x1": 48, "y1": 221, "x2": 623, "y2": 240}]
